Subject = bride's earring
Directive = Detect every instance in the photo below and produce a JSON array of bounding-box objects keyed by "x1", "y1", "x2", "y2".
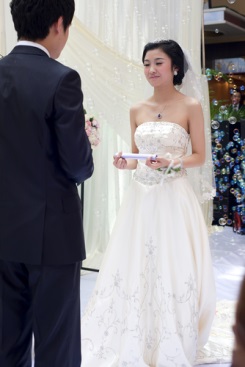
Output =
[{"x1": 174, "y1": 70, "x2": 178, "y2": 76}]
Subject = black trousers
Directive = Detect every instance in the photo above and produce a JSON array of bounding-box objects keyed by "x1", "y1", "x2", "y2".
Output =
[{"x1": 0, "y1": 260, "x2": 81, "y2": 367}]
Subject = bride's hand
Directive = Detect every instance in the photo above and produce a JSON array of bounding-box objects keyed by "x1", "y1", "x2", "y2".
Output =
[
  {"x1": 113, "y1": 152, "x2": 127, "y2": 169},
  {"x1": 145, "y1": 156, "x2": 170, "y2": 170}
]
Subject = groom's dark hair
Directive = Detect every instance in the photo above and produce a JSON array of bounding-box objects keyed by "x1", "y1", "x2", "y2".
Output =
[{"x1": 10, "y1": 0, "x2": 75, "y2": 41}]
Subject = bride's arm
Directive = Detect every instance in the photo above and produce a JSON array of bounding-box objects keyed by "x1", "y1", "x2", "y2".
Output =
[
  {"x1": 113, "y1": 105, "x2": 139, "y2": 170},
  {"x1": 182, "y1": 99, "x2": 205, "y2": 168}
]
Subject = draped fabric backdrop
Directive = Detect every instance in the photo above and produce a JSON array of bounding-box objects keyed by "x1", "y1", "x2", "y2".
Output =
[
  {"x1": 0, "y1": 0, "x2": 214, "y2": 269},
  {"x1": 0, "y1": 0, "x2": 6, "y2": 56}
]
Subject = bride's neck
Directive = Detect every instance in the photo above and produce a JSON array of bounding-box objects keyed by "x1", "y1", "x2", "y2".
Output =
[{"x1": 152, "y1": 85, "x2": 177, "y2": 103}]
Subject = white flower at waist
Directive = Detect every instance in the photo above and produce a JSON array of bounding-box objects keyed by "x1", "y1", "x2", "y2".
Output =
[{"x1": 157, "y1": 153, "x2": 183, "y2": 175}]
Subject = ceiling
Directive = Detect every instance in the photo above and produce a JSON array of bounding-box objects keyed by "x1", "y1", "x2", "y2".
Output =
[
  {"x1": 204, "y1": 0, "x2": 245, "y2": 43},
  {"x1": 207, "y1": 0, "x2": 245, "y2": 15}
]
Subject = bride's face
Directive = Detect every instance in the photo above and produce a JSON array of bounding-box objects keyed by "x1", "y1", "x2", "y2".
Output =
[{"x1": 143, "y1": 48, "x2": 174, "y2": 87}]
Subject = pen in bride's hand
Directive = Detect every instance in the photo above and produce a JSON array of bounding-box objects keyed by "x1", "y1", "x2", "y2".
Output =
[{"x1": 114, "y1": 153, "x2": 158, "y2": 160}]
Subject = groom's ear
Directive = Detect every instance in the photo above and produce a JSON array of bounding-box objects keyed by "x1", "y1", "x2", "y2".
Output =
[{"x1": 51, "y1": 16, "x2": 64, "y2": 35}]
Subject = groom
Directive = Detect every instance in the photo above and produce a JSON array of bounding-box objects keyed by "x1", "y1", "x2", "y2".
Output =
[{"x1": 0, "y1": 0, "x2": 93, "y2": 366}]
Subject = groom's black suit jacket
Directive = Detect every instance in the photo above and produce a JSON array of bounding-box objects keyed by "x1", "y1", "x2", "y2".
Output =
[{"x1": 0, "y1": 46, "x2": 94, "y2": 265}]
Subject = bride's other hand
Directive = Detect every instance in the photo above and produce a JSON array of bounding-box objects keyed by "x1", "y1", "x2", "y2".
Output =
[
  {"x1": 113, "y1": 152, "x2": 127, "y2": 169},
  {"x1": 145, "y1": 156, "x2": 170, "y2": 170}
]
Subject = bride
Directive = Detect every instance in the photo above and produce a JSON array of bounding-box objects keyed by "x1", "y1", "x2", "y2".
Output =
[{"x1": 81, "y1": 39, "x2": 216, "y2": 367}]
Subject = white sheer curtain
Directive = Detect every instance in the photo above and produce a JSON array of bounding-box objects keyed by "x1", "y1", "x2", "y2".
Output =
[
  {"x1": 1, "y1": 0, "x2": 17, "y2": 55},
  {"x1": 1, "y1": 0, "x2": 214, "y2": 269},
  {"x1": 0, "y1": 0, "x2": 6, "y2": 56}
]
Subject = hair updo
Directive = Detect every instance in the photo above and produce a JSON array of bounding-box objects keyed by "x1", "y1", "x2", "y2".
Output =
[{"x1": 142, "y1": 39, "x2": 187, "y2": 86}]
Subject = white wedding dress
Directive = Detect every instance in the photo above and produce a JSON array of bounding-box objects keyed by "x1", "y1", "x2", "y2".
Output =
[{"x1": 81, "y1": 121, "x2": 216, "y2": 367}]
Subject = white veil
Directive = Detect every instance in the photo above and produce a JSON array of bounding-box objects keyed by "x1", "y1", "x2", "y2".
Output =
[{"x1": 179, "y1": 49, "x2": 216, "y2": 206}]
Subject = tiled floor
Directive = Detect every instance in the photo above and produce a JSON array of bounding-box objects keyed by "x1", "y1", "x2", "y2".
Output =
[{"x1": 80, "y1": 225, "x2": 245, "y2": 367}]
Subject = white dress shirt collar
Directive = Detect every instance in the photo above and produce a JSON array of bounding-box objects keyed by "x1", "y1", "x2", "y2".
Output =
[{"x1": 16, "y1": 40, "x2": 50, "y2": 57}]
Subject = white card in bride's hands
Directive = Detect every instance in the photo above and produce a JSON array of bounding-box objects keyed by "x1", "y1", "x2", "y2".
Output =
[{"x1": 114, "y1": 153, "x2": 158, "y2": 160}]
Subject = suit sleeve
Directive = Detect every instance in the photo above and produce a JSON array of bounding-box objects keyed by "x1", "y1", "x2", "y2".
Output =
[{"x1": 53, "y1": 69, "x2": 94, "y2": 184}]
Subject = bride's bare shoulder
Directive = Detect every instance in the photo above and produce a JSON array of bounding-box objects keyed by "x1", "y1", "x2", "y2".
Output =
[
  {"x1": 130, "y1": 100, "x2": 148, "y2": 113},
  {"x1": 182, "y1": 94, "x2": 200, "y2": 107}
]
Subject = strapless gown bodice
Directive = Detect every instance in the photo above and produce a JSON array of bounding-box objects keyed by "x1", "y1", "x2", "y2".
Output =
[
  {"x1": 134, "y1": 121, "x2": 190, "y2": 185},
  {"x1": 135, "y1": 121, "x2": 189, "y2": 156}
]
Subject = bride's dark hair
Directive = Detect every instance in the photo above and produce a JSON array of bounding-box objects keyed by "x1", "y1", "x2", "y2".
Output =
[{"x1": 142, "y1": 39, "x2": 187, "y2": 86}]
